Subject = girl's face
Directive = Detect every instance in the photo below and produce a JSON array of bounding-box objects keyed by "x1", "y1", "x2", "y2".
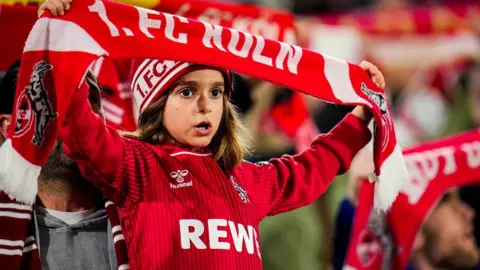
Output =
[{"x1": 163, "y1": 69, "x2": 225, "y2": 149}]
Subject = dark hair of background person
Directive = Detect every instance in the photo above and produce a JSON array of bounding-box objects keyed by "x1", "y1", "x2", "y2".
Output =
[
  {"x1": 314, "y1": 104, "x2": 355, "y2": 134},
  {"x1": 0, "y1": 59, "x2": 21, "y2": 115},
  {"x1": 460, "y1": 185, "x2": 480, "y2": 249},
  {"x1": 229, "y1": 72, "x2": 254, "y2": 115}
]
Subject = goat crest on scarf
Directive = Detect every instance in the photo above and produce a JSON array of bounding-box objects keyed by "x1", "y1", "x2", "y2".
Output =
[
  {"x1": 345, "y1": 129, "x2": 480, "y2": 270},
  {"x1": 0, "y1": 0, "x2": 407, "y2": 211}
]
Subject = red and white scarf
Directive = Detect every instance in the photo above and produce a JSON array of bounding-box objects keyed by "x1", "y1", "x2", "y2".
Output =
[
  {"x1": 0, "y1": 0, "x2": 406, "y2": 211},
  {"x1": 155, "y1": 0, "x2": 297, "y2": 43},
  {"x1": 345, "y1": 129, "x2": 480, "y2": 270},
  {"x1": 89, "y1": 57, "x2": 137, "y2": 131},
  {"x1": 0, "y1": 0, "x2": 318, "y2": 150}
]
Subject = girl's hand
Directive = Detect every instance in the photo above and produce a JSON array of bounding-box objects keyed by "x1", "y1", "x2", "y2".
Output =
[
  {"x1": 351, "y1": 105, "x2": 373, "y2": 122},
  {"x1": 351, "y1": 61, "x2": 386, "y2": 122},
  {"x1": 38, "y1": 0, "x2": 71, "y2": 17},
  {"x1": 360, "y1": 60, "x2": 385, "y2": 89}
]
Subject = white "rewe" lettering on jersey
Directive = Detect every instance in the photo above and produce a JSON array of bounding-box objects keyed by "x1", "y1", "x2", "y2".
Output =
[{"x1": 179, "y1": 219, "x2": 261, "y2": 259}]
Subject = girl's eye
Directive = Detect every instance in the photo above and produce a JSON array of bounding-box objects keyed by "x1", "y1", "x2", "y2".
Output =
[
  {"x1": 180, "y1": 89, "x2": 194, "y2": 97},
  {"x1": 211, "y1": 89, "x2": 223, "y2": 97}
]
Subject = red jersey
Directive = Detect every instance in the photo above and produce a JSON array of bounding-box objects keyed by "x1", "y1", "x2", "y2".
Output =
[{"x1": 61, "y1": 84, "x2": 371, "y2": 270}]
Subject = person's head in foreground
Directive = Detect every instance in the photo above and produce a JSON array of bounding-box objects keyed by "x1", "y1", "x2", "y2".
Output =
[
  {"x1": 412, "y1": 190, "x2": 480, "y2": 269},
  {"x1": 127, "y1": 60, "x2": 246, "y2": 172}
]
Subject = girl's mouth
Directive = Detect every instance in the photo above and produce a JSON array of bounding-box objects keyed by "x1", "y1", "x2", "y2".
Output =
[{"x1": 194, "y1": 121, "x2": 212, "y2": 135}]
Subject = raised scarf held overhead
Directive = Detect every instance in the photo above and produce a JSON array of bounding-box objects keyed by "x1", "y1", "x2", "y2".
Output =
[
  {"x1": 155, "y1": 0, "x2": 297, "y2": 43},
  {"x1": 0, "y1": 0, "x2": 407, "y2": 210}
]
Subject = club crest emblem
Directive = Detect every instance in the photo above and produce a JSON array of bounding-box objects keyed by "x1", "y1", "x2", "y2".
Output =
[
  {"x1": 356, "y1": 210, "x2": 394, "y2": 270},
  {"x1": 361, "y1": 82, "x2": 388, "y2": 115},
  {"x1": 230, "y1": 176, "x2": 250, "y2": 203},
  {"x1": 13, "y1": 61, "x2": 57, "y2": 147}
]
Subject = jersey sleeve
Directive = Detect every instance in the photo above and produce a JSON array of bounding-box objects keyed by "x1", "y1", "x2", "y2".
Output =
[
  {"x1": 243, "y1": 113, "x2": 371, "y2": 217},
  {"x1": 60, "y1": 82, "x2": 155, "y2": 206}
]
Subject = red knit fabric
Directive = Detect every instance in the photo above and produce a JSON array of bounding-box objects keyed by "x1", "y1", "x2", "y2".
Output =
[
  {"x1": 91, "y1": 57, "x2": 137, "y2": 131},
  {"x1": 129, "y1": 59, "x2": 231, "y2": 113},
  {"x1": 154, "y1": 0, "x2": 297, "y2": 44},
  {"x1": 0, "y1": 192, "x2": 34, "y2": 269},
  {"x1": 59, "y1": 81, "x2": 372, "y2": 269}
]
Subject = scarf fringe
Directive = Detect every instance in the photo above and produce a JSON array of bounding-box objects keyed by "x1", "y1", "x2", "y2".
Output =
[
  {"x1": 374, "y1": 144, "x2": 407, "y2": 211},
  {"x1": 0, "y1": 139, "x2": 39, "y2": 205}
]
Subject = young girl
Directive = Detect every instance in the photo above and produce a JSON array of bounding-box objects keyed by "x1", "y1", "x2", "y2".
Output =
[{"x1": 41, "y1": 2, "x2": 385, "y2": 269}]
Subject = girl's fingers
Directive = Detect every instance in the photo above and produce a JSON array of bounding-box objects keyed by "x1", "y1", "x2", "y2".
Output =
[
  {"x1": 373, "y1": 73, "x2": 385, "y2": 88},
  {"x1": 37, "y1": 4, "x2": 47, "y2": 17},
  {"x1": 61, "y1": 0, "x2": 71, "y2": 11},
  {"x1": 46, "y1": 1, "x2": 58, "y2": 16},
  {"x1": 360, "y1": 61, "x2": 386, "y2": 88},
  {"x1": 39, "y1": 0, "x2": 71, "y2": 17},
  {"x1": 51, "y1": 0, "x2": 65, "y2": 16}
]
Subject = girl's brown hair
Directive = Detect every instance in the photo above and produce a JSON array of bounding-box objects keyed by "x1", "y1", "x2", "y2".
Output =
[{"x1": 121, "y1": 93, "x2": 248, "y2": 173}]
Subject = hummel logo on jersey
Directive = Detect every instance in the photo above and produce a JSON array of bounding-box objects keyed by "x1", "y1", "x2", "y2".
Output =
[
  {"x1": 171, "y1": 169, "x2": 189, "y2": 183},
  {"x1": 170, "y1": 169, "x2": 192, "y2": 189}
]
